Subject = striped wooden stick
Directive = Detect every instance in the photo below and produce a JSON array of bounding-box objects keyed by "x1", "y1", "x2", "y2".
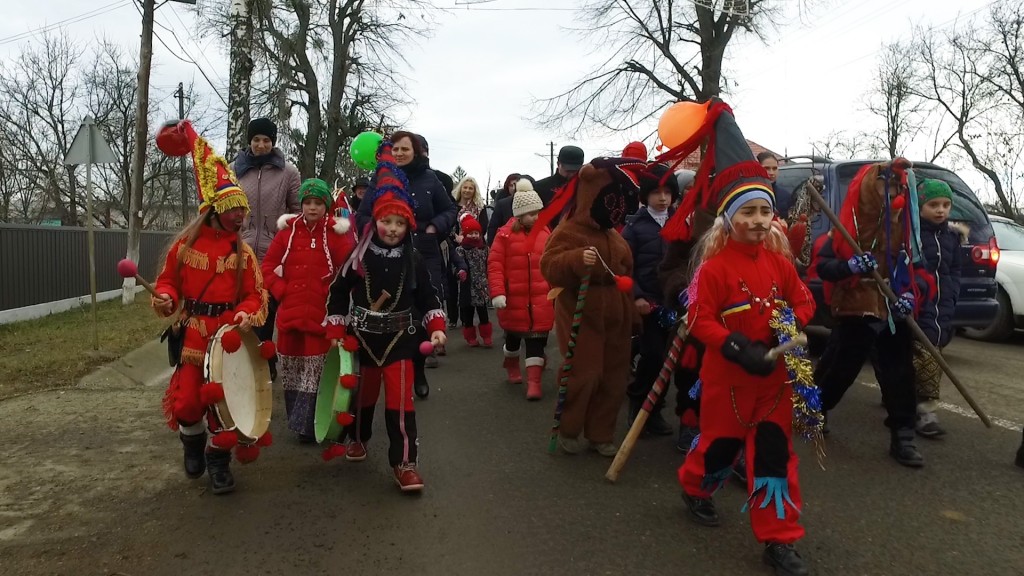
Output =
[
  {"x1": 548, "y1": 271, "x2": 591, "y2": 453},
  {"x1": 605, "y1": 319, "x2": 688, "y2": 482}
]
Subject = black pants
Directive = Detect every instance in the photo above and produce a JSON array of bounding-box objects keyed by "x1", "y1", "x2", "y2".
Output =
[
  {"x1": 255, "y1": 296, "x2": 279, "y2": 371},
  {"x1": 447, "y1": 274, "x2": 461, "y2": 325},
  {"x1": 627, "y1": 314, "x2": 701, "y2": 417},
  {"x1": 505, "y1": 333, "x2": 548, "y2": 358},
  {"x1": 815, "y1": 317, "x2": 916, "y2": 431},
  {"x1": 461, "y1": 305, "x2": 490, "y2": 327}
]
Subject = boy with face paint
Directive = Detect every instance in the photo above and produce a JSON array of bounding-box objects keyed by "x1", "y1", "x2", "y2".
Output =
[
  {"x1": 326, "y1": 141, "x2": 447, "y2": 492},
  {"x1": 261, "y1": 179, "x2": 356, "y2": 442},
  {"x1": 659, "y1": 102, "x2": 816, "y2": 576},
  {"x1": 152, "y1": 120, "x2": 270, "y2": 495}
]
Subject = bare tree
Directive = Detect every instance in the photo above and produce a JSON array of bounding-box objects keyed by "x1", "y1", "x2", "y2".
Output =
[
  {"x1": 227, "y1": 0, "x2": 256, "y2": 156},
  {"x1": 531, "y1": 0, "x2": 780, "y2": 137},
  {"x1": 810, "y1": 130, "x2": 883, "y2": 161},
  {"x1": 864, "y1": 42, "x2": 929, "y2": 159},
  {"x1": 912, "y1": 22, "x2": 1019, "y2": 217}
]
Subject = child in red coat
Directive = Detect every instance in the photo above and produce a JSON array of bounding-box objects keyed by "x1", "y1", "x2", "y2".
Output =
[
  {"x1": 487, "y1": 189, "x2": 554, "y2": 400},
  {"x1": 151, "y1": 120, "x2": 269, "y2": 495},
  {"x1": 661, "y1": 101, "x2": 817, "y2": 576},
  {"x1": 261, "y1": 178, "x2": 355, "y2": 442}
]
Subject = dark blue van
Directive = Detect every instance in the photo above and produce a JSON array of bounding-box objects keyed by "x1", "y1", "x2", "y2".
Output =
[{"x1": 776, "y1": 158, "x2": 1000, "y2": 336}]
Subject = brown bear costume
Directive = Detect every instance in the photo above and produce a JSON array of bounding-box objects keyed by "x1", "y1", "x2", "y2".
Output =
[{"x1": 535, "y1": 157, "x2": 646, "y2": 449}]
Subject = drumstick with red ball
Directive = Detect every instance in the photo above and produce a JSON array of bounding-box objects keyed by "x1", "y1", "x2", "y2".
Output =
[{"x1": 117, "y1": 258, "x2": 160, "y2": 298}]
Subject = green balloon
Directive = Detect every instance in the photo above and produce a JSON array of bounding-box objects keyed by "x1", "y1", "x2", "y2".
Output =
[{"x1": 350, "y1": 131, "x2": 383, "y2": 171}]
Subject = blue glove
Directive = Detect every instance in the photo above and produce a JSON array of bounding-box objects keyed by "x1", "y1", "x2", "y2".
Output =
[
  {"x1": 892, "y1": 291, "x2": 915, "y2": 320},
  {"x1": 847, "y1": 253, "x2": 878, "y2": 275}
]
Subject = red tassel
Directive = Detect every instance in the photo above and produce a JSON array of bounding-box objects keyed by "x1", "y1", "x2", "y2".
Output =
[
  {"x1": 339, "y1": 374, "x2": 358, "y2": 389},
  {"x1": 614, "y1": 275, "x2": 633, "y2": 293},
  {"x1": 234, "y1": 444, "x2": 260, "y2": 464},
  {"x1": 220, "y1": 329, "x2": 242, "y2": 353},
  {"x1": 322, "y1": 443, "x2": 348, "y2": 462},
  {"x1": 256, "y1": 431, "x2": 273, "y2": 447},
  {"x1": 336, "y1": 412, "x2": 355, "y2": 426},
  {"x1": 258, "y1": 341, "x2": 277, "y2": 360},
  {"x1": 342, "y1": 336, "x2": 359, "y2": 352},
  {"x1": 199, "y1": 382, "x2": 225, "y2": 405},
  {"x1": 211, "y1": 431, "x2": 238, "y2": 450}
]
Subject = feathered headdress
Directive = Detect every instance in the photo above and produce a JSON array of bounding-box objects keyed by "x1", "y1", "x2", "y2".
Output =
[{"x1": 155, "y1": 120, "x2": 249, "y2": 215}]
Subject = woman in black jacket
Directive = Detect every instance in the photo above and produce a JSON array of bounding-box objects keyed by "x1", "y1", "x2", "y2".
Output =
[{"x1": 356, "y1": 131, "x2": 458, "y2": 397}]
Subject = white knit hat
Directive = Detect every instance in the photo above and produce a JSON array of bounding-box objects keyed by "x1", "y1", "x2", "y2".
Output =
[
  {"x1": 515, "y1": 179, "x2": 535, "y2": 194},
  {"x1": 512, "y1": 189, "x2": 544, "y2": 217}
]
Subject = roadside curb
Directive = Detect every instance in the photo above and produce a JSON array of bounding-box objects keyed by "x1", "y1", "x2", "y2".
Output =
[{"x1": 77, "y1": 338, "x2": 174, "y2": 390}]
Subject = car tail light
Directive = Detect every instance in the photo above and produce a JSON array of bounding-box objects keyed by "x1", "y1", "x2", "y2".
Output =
[{"x1": 971, "y1": 237, "x2": 1000, "y2": 267}]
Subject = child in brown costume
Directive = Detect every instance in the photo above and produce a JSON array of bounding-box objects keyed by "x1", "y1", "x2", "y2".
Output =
[{"x1": 536, "y1": 157, "x2": 646, "y2": 456}]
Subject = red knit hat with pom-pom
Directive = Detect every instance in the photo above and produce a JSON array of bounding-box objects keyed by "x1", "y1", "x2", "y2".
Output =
[{"x1": 369, "y1": 140, "x2": 416, "y2": 229}]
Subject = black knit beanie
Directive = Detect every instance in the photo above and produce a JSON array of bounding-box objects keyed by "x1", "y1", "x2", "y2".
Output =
[{"x1": 247, "y1": 118, "x2": 277, "y2": 145}]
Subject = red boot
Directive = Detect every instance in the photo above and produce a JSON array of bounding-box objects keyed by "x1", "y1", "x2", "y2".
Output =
[
  {"x1": 463, "y1": 326, "x2": 479, "y2": 347},
  {"x1": 525, "y1": 357, "x2": 544, "y2": 400},
  {"x1": 478, "y1": 323, "x2": 494, "y2": 348},
  {"x1": 503, "y1": 346, "x2": 522, "y2": 384}
]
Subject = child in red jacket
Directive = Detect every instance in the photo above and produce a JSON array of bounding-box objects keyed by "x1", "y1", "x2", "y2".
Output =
[
  {"x1": 487, "y1": 189, "x2": 554, "y2": 400},
  {"x1": 261, "y1": 178, "x2": 355, "y2": 442},
  {"x1": 151, "y1": 119, "x2": 269, "y2": 495}
]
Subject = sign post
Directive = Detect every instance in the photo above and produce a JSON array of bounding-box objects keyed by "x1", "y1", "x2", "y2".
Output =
[{"x1": 65, "y1": 117, "x2": 117, "y2": 351}]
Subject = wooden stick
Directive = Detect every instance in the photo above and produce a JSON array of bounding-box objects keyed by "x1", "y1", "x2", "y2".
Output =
[
  {"x1": 134, "y1": 274, "x2": 160, "y2": 298},
  {"x1": 606, "y1": 319, "x2": 688, "y2": 482},
  {"x1": 764, "y1": 333, "x2": 808, "y2": 361},
  {"x1": 369, "y1": 290, "x2": 391, "y2": 312},
  {"x1": 805, "y1": 184, "x2": 991, "y2": 428}
]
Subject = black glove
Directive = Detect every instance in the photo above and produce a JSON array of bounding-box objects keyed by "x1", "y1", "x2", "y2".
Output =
[{"x1": 720, "y1": 332, "x2": 776, "y2": 377}]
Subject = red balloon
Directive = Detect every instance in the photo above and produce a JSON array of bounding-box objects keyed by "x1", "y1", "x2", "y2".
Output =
[
  {"x1": 116, "y1": 259, "x2": 138, "y2": 279},
  {"x1": 658, "y1": 101, "x2": 710, "y2": 149}
]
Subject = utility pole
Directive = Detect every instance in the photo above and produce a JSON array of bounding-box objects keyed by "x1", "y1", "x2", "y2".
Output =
[
  {"x1": 174, "y1": 82, "x2": 188, "y2": 223},
  {"x1": 534, "y1": 142, "x2": 556, "y2": 176},
  {"x1": 123, "y1": 0, "x2": 155, "y2": 305},
  {"x1": 227, "y1": 0, "x2": 255, "y2": 157}
]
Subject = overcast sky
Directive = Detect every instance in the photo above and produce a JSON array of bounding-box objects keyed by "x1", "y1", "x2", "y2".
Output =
[{"x1": 1, "y1": 0, "x2": 999, "y2": 196}]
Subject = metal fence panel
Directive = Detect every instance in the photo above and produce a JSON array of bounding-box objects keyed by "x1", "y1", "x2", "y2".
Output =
[{"x1": 0, "y1": 224, "x2": 175, "y2": 311}]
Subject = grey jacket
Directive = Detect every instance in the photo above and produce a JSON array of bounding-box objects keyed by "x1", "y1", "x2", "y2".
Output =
[{"x1": 234, "y1": 148, "x2": 301, "y2": 260}]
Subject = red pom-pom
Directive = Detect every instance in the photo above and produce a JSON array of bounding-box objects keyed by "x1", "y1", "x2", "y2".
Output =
[
  {"x1": 614, "y1": 275, "x2": 634, "y2": 293},
  {"x1": 336, "y1": 412, "x2": 355, "y2": 426},
  {"x1": 258, "y1": 341, "x2": 277, "y2": 360},
  {"x1": 256, "y1": 431, "x2": 273, "y2": 447},
  {"x1": 339, "y1": 374, "x2": 358, "y2": 389},
  {"x1": 322, "y1": 443, "x2": 347, "y2": 462},
  {"x1": 220, "y1": 330, "x2": 242, "y2": 353},
  {"x1": 342, "y1": 336, "x2": 359, "y2": 352},
  {"x1": 200, "y1": 382, "x2": 225, "y2": 405},
  {"x1": 891, "y1": 195, "x2": 906, "y2": 211},
  {"x1": 234, "y1": 444, "x2": 260, "y2": 464},
  {"x1": 116, "y1": 259, "x2": 138, "y2": 279},
  {"x1": 419, "y1": 341, "x2": 435, "y2": 356},
  {"x1": 211, "y1": 431, "x2": 238, "y2": 450}
]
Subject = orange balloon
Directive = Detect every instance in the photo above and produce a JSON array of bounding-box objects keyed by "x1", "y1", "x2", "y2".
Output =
[{"x1": 658, "y1": 101, "x2": 710, "y2": 149}]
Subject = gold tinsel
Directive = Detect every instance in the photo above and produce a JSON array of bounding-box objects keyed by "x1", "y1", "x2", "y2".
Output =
[{"x1": 770, "y1": 305, "x2": 827, "y2": 469}]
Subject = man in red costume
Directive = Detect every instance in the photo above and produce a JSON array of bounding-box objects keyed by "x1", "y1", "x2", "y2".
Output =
[
  {"x1": 152, "y1": 120, "x2": 270, "y2": 495},
  {"x1": 660, "y1": 101, "x2": 815, "y2": 576}
]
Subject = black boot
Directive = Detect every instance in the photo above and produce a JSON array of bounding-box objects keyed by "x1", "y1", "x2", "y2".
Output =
[
  {"x1": 681, "y1": 491, "x2": 720, "y2": 527},
  {"x1": 206, "y1": 450, "x2": 236, "y2": 495},
  {"x1": 644, "y1": 409, "x2": 675, "y2": 436},
  {"x1": 414, "y1": 358, "x2": 429, "y2": 399},
  {"x1": 1015, "y1": 428, "x2": 1024, "y2": 469},
  {"x1": 890, "y1": 427, "x2": 925, "y2": 468},
  {"x1": 180, "y1": 432, "x2": 207, "y2": 479},
  {"x1": 763, "y1": 542, "x2": 809, "y2": 576}
]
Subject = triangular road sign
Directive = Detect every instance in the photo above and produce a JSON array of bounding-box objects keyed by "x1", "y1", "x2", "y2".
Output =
[{"x1": 65, "y1": 116, "x2": 116, "y2": 165}]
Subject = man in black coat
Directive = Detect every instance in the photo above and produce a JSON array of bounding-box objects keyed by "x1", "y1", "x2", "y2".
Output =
[
  {"x1": 349, "y1": 176, "x2": 370, "y2": 212},
  {"x1": 533, "y1": 145, "x2": 584, "y2": 206}
]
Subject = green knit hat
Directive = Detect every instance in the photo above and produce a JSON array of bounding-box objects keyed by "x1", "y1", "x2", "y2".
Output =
[
  {"x1": 918, "y1": 179, "x2": 953, "y2": 205},
  {"x1": 298, "y1": 178, "x2": 333, "y2": 205}
]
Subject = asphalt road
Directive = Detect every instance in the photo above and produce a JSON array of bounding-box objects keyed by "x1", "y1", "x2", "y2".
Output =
[{"x1": 2, "y1": 331, "x2": 1023, "y2": 576}]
